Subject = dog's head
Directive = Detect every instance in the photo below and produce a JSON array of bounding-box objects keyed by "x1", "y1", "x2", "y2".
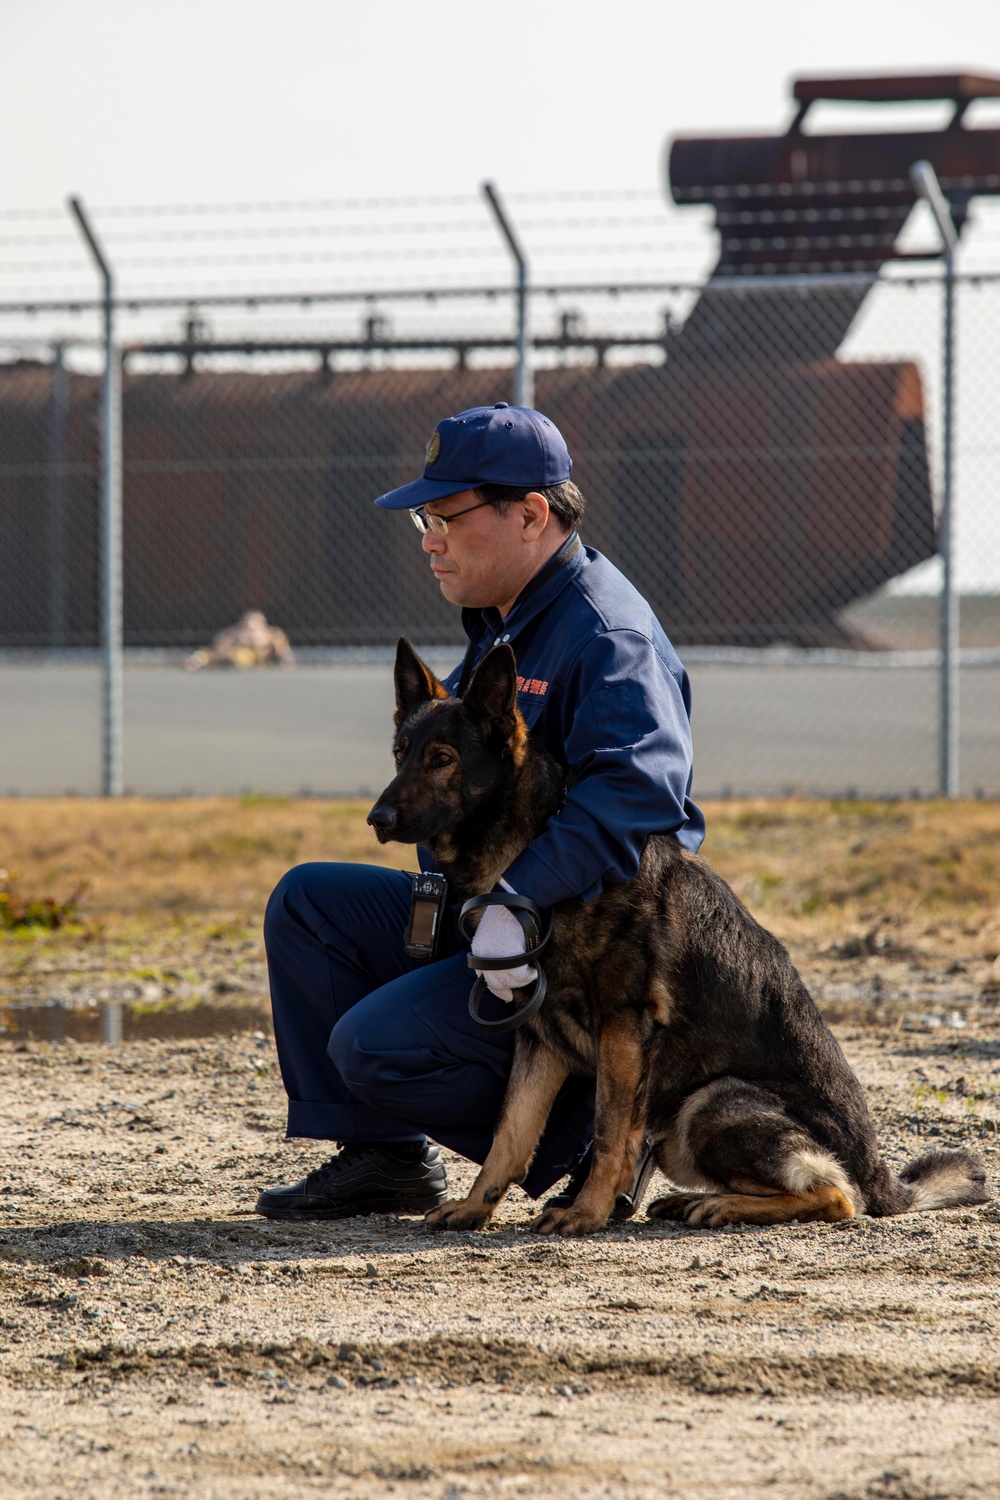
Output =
[{"x1": 366, "y1": 637, "x2": 528, "y2": 846}]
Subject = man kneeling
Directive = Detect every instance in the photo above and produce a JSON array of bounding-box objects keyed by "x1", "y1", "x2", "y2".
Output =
[{"x1": 256, "y1": 403, "x2": 703, "y2": 1220}]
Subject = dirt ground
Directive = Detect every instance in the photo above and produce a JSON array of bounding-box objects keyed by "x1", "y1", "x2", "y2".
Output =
[
  {"x1": 1, "y1": 1025, "x2": 998, "y2": 1499},
  {"x1": 1, "y1": 799, "x2": 999, "y2": 1497}
]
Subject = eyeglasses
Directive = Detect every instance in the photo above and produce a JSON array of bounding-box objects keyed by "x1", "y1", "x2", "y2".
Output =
[{"x1": 409, "y1": 499, "x2": 492, "y2": 536}]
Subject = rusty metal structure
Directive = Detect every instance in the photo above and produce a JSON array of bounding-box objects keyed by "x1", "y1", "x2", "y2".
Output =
[
  {"x1": 648, "y1": 71, "x2": 1000, "y2": 640},
  {"x1": 669, "y1": 71, "x2": 1000, "y2": 359},
  {"x1": 3, "y1": 73, "x2": 1000, "y2": 652},
  {"x1": 671, "y1": 72, "x2": 1000, "y2": 276}
]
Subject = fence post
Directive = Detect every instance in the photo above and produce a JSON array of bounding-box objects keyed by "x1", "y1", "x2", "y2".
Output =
[
  {"x1": 910, "y1": 162, "x2": 959, "y2": 798},
  {"x1": 68, "y1": 197, "x2": 123, "y2": 797},
  {"x1": 482, "y1": 182, "x2": 532, "y2": 409},
  {"x1": 47, "y1": 342, "x2": 69, "y2": 647}
]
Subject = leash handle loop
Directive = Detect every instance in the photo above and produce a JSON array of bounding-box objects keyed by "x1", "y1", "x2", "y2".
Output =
[
  {"x1": 458, "y1": 892, "x2": 553, "y2": 968},
  {"x1": 467, "y1": 968, "x2": 548, "y2": 1032},
  {"x1": 459, "y1": 890, "x2": 553, "y2": 1032}
]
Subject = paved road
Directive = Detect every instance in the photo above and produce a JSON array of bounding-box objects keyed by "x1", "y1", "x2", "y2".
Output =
[{"x1": 2, "y1": 660, "x2": 998, "y2": 798}]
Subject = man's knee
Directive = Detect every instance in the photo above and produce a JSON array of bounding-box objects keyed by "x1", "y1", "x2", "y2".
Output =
[
  {"x1": 263, "y1": 861, "x2": 351, "y2": 947},
  {"x1": 329, "y1": 987, "x2": 434, "y2": 1108},
  {"x1": 328, "y1": 1005, "x2": 379, "y2": 1100},
  {"x1": 263, "y1": 864, "x2": 299, "y2": 944}
]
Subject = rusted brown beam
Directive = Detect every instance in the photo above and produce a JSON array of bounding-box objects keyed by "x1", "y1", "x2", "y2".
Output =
[
  {"x1": 792, "y1": 72, "x2": 1000, "y2": 105},
  {"x1": 670, "y1": 130, "x2": 1000, "y2": 200}
]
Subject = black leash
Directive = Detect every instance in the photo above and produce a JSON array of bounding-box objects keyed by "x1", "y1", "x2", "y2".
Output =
[{"x1": 458, "y1": 892, "x2": 553, "y2": 1033}]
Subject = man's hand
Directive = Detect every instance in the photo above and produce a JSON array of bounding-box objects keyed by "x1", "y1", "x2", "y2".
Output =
[{"x1": 471, "y1": 902, "x2": 538, "y2": 1003}]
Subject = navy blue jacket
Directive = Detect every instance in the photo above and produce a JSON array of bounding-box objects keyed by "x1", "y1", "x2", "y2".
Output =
[{"x1": 435, "y1": 532, "x2": 704, "y2": 908}]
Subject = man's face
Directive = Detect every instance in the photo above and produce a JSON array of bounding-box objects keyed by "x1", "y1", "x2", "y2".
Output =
[{"x1": 418, "y1": 490, "x2": 540, "y2": 611}]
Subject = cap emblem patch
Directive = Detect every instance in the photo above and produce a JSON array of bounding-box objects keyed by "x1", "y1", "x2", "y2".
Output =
[{"x1": 425, "y1": 430, "x2": 442, "y2": 465}]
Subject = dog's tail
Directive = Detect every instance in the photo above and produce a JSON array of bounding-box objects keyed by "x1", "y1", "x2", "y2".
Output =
[{"x1": 894, "y1": 1149, "x2": 989, "y2": 1212}]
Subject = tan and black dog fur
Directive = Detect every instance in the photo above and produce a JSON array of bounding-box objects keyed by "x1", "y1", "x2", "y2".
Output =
[{"x1": 367, "y1": 638, "x2": 989, "y2": 1237}]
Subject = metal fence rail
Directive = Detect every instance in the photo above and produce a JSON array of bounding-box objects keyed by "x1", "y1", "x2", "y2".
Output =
[{"x1": 1, "y1": 271, "x2": 998, "y2": 800}]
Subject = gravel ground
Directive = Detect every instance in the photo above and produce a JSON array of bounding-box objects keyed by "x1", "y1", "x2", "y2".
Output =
[{"x1": 1, "y1": 1020, "x2": 998, "y2": 1499}]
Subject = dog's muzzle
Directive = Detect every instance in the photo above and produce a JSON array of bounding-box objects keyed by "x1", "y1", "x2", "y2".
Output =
[{"x1": 366, "y1": 803, "x2": 397, "y2": 842}]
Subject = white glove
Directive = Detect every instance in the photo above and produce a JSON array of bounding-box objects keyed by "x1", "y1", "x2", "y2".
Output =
[{"x1": 471, "y1": 888, "x2": 538, "y2": 1003}]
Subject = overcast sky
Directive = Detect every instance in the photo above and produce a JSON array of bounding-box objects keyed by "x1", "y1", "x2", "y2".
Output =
[
  {"x1": 4, "y1": 2, "x2": 999, "y2": 591},
  {"x1": 5, "y1": 0, "x2": 1000, "y2": 209}
]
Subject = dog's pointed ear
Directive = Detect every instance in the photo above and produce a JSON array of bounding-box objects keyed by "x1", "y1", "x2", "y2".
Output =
[
  {"x1": 463, "y1": 645, "x2": 523, "y2": 745},
  {"x1": 394, "y1": 637, "x2": 449, "y2": 728}
]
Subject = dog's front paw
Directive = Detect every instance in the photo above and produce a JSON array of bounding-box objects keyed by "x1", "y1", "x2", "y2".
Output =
[
  {"x1": 530, "y1": 1203, "x2": 609, "y2": 1237},
  {"x1": 424, "y1": 1198, "x2": 494, "y2": 1232}
]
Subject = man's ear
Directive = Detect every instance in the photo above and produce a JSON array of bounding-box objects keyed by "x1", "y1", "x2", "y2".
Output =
[
  {"x1": 463, "y1": 644, "x2": 520, "y2": 728},
  {"x1": 394, "y1": 637, "x2": 449, "y2": 728}
]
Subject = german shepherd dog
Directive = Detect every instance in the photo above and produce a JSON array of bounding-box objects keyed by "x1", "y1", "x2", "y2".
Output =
[{"x1": 367, "y1": 639, "x2": 989, "y2": 1237}]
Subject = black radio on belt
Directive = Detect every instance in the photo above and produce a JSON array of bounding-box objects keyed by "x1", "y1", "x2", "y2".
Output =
[{"x1": 404, "y1": 873, "x2": 449, "y2": 961}]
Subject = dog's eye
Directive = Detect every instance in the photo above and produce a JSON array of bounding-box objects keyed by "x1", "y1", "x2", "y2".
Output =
[
  {"x1": 428, "y1": 750, "x2": 453, "y2": 770},
  {"x1": 394, "y1": 741, "x2": 408, "y2": 763}
]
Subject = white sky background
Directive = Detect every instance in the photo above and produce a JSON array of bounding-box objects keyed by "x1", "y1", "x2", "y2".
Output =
[
  {"x1": 3, "y1": 0, "x2": 1000, "y2": 589},
  {"x1": 2, "y1": 0, "x2": 998, "y2": 209},
  {"x1": 4, "y1": 0, "x2": 1000, "y2": 285}
]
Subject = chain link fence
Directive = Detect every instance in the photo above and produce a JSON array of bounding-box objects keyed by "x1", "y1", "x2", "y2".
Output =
[{"x1": 1, "y1": 273, "x2": 998, "y2": 798}]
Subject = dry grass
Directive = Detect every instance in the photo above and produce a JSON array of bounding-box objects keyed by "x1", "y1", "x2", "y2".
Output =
[
  {"x1": 1, "y1": 796, "x2": 998, "y2": 1002},
  {"x1": 702, "y1": 798, "x2": 1000, "y2": 955},
  {"x1": 0, "y1": 795, "x2": 395, "y2": 925}
]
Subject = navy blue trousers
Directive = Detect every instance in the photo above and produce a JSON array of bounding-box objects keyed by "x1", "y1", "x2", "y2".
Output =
[{"x1": 263, "y1": 863, "x2": 595, "y2": 1198}]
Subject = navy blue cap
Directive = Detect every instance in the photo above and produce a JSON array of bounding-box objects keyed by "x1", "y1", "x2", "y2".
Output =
[{"x1": 374, "y1": 403, "x2": 572, "y2": 510}]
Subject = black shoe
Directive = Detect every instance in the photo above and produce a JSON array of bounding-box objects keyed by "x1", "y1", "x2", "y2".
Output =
[
  {"x1": 543, "y1": 1137, "x2": 658, "y2": 1222},
  {"x1": 255, "y1": 1141, "x2": 448, "y2": 1221}
]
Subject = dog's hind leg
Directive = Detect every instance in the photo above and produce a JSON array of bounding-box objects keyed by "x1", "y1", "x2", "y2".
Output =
[
  {"x1": 425, "y1": 1037, "x2": 569, "y2": 1233},
  {"x1": 532, "y1": 1012, "x2": 647, "y2": 1237},
  {"x1": 647, "y1": 1077, "x2": 859, "y2": 1229},
  {"x1": 649, "y1": 1184, "x2": 855, "y2": 1227}
]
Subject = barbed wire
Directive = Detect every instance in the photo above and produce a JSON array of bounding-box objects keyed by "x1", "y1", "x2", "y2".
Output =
[
  {"x1": 0, "y1": 207, "x2": 67, "y2": 224},
  {"x1": 0, "y1": 183, "x2": 997, "y2": 313},
  {"x1": 0, "y1": 238, "x2": 717, "y2": 276},
  {"x1": 0, "y1": 187, "x2": 663, "y2": 224},
  {"x1": 0, "y1": 278, "x2": 710, "y2": 307},
  {"x1": 0, "y1": 213, "x2": 705, "y2": 253}
]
